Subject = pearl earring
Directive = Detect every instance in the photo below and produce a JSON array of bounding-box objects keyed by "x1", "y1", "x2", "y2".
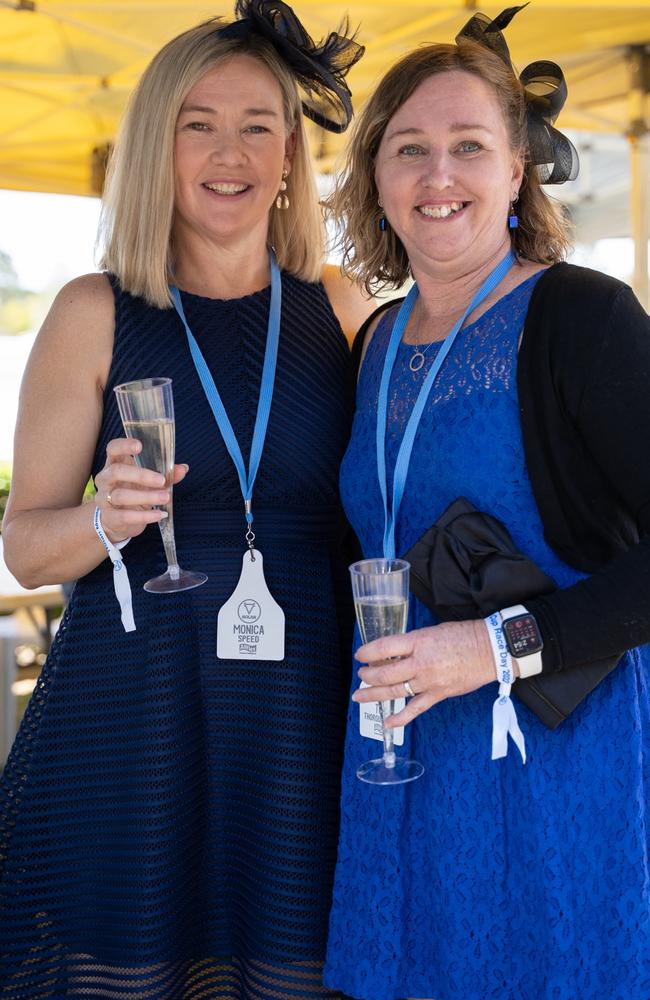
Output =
[{"x1": 276, "y1": 169, "x2": 289, "y2": 211}]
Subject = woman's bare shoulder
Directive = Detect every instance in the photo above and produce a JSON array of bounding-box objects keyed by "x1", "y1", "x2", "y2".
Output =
[
  {"x1": 48, "y1": 271, "x2": 114, "y2": 317},
  {"x1": 321, "y1": 263, "x2": 376, "y2": 346},
  {"x1": 43, "y1": 272, "x2": 115, "y2": 344},
  {"x1": 22, "y1": 272, "x2": 115, "y2": 402}
]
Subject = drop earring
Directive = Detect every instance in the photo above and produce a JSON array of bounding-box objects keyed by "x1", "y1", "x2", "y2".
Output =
[
  {"x1": 276, "y1": 169, "x2": 289, "y2": 210},
  {"x1": 378, "y1": 198, "x2": 386, "y2": 232},
  {"x1": 508, "y1": 194, "x2": 519, "y2": 230}
]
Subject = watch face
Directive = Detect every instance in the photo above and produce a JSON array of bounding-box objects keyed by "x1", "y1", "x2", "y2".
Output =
[{"x1": 503, "y1": 613, "x2": 543, "y2": 658}]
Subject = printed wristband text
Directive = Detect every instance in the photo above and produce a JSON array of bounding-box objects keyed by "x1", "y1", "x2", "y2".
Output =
[{"x1": 484, "y1": 612, "x2": 526, "y2": 764}]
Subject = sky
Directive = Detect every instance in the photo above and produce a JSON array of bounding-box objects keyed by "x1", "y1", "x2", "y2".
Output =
[
  {"x1": 0, "y1": 190, "x2": 101, "y2": 461},
  {"x1": 0, "y1": 189, "x2": 101, "y2": 292}
]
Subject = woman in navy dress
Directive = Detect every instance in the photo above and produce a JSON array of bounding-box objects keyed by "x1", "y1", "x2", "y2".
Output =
[
  {"x1": 324, "y1": 8, "x2": 650, "y2": 1000},
  {"x1": 0, "y1": 4, "x2": 369, "y2": 998}
]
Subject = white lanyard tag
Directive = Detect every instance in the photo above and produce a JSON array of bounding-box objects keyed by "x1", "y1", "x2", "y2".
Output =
[
  {"x1": 217, "y1": 549, "x2": 285, "y2": 661},
  {"x1": 359, "y1": 683, "x2": 405, "y2": 746}
]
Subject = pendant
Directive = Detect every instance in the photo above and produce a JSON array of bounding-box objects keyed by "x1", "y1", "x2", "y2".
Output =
[{"x1": 409, "y1": 351, "x2": 426, "y2": 372}]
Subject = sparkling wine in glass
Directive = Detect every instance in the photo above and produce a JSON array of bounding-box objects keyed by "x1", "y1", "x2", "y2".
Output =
[
  {"x1": 350, "y1": 557, "x2": 424, "y2": 785},
  {"x1": 114, "y1": 377, "x2": 207, "y2": 593}
]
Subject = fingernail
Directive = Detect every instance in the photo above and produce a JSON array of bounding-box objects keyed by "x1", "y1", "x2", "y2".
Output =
[
  {"x1": 182, "y1": 463, "x2": 189, "y2": 473},
  {"x1": 159, "y1": 511, "x2": 168, "y2": 519}
]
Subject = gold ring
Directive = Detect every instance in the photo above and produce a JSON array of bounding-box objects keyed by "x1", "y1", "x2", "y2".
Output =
[
  {"x1": 106, "y1": 493, "x2": 114, "y2": 507},
  {"x1": 403, "y1": 680, "x2": 416, "y2": 698}
]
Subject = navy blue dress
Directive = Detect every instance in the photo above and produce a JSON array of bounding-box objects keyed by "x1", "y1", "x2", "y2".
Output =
[
  {"x1": 0, "y1": 274, "x2": 353, "y2": 999},
  {"x1": 325, "y1": 276, "x2": 650, "y2": 1000}
]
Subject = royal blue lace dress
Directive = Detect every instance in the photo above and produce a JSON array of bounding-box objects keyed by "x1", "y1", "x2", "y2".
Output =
[
  {"x1": 0, "y1": 274, "x2": 353, "y2": 999},
  {"x1": 325, "y1": 275, "x2": 650, "y2": 1000}
]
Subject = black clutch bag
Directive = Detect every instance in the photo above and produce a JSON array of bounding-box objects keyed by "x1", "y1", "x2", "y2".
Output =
[{"x1": 403, "y1": 497, "x2": 621, "y2": 730}]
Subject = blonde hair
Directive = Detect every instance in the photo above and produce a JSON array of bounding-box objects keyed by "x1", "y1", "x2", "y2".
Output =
[
  {"x1": 330, "y1": 40, "x2": 572, "y2": 293},
  {"x1": 99, "y1": 19, "x2": 323, "y2": 307}
]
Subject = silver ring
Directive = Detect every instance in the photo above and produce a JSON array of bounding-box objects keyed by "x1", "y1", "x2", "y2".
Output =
[
  {"x1": 106, "y1": 493, "x2": 114, "y2": 507},
  {"x1": 403, "y1": 680, "x2": 416, "y2": 698}
]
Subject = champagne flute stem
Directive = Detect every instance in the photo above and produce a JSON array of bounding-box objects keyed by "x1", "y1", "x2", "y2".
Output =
[
  {"x1": 158, "y1": 506, "x2": 180, "y2": 581},
  {"x1": 379, "y1": 700, "x2": 396, "y2": 768}
]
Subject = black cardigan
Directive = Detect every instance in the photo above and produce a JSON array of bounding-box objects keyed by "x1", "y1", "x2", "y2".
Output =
[
  {"x1": 352, "y1": 263, "x2": 650, "y2": 676},
  {"x1": 518, "y1": 263, "x2": 650, "y2": 674}
]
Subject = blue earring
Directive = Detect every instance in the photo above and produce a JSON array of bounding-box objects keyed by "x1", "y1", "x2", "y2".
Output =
[
  {"x1": 508, "y1": 197, "x2": 519, "y2": 230},
  {"x1": 378, "y1": 199, "x2": 386, "y2": 232}
]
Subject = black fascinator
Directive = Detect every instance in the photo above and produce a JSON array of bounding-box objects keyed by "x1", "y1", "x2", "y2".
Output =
[
  {"x1": 219, "y1": 0, "x2": 364, "y2": 133},
  {"x1": 457, "y1": 5, "x2": 579, "y2": 184}
]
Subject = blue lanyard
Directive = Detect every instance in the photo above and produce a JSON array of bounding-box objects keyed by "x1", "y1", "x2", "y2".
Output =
[
  {"x1": 377, "y1": 252, "x2": 516, "y2": 558},
  {"x1": 170, "y1": 249, "x2": 281, "y2": 541}
]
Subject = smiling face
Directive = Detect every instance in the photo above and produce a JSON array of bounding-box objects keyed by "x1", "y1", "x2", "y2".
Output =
[
  {"x1": 374, "y1": 69, "x2": 524, "y2": 279},
  {"x1": 173, "y1": 53, "x2": 294, "y2": 255}
]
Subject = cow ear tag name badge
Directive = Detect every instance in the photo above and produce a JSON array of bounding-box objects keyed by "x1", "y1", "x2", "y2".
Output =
[{"x1": 217, "y1": 549, "x2": 285, "y2": 660}]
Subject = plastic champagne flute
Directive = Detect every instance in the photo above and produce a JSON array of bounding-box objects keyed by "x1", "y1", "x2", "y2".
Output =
[
  {"x1": 350, "y1": 557, "x2": 424, "y2": 785},
  {"x1": 114, "y1": 377, "x2": 207, "y2": 593}
]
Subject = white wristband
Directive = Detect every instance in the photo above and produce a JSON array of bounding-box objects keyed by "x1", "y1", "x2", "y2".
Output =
[
  {"x1": 484, "y1": 612, "x2": 526, "y2": 764},
  {"x1": 93, "y1": 506, "x2": 136, "y2": 633}
]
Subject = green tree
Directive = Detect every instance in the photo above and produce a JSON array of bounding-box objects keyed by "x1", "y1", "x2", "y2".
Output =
[
  {"x1": 0, "y1": 247, "x2": 38, "y2": 335},
  {"x1": 0, "y1": 248, "x2": 18, "y2": 301}
]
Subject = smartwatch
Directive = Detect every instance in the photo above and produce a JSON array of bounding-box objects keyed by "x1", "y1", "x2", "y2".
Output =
[{"x1": 499, "y1": 604, "x2": 543, "y2": 678}]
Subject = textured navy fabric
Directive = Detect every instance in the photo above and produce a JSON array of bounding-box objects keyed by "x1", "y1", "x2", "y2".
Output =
[
  {"x1": 325, "y1": 275, "x2": 650, "y2": 1000},
  {"x1": 0, "y1": 273, "x2": 353, "y2": 999}
]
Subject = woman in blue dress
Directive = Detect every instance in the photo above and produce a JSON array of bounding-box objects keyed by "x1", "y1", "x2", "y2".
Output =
[
  {"x1": 324, "y1": 9, "x2": 650, "y2": 1000},
  {"x1": 0, "y1": 4, "x2": 370, "y2": 998}
]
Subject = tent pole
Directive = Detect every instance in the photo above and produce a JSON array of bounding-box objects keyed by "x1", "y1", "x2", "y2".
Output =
[
  {"x1": 629, "y1": 134, "x2": 649, "y2": 311},
  {"x1": 627, "y1": 46, "x2": 650, "y2": 311}
]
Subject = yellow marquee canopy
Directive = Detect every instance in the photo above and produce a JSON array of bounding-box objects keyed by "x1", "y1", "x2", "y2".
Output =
[
  {"x1": 0, "y1": 0, "x2": 648, "y2": 195},
  {"x1": 0, "y1": 1, "x2": 648, "y2": 300}
]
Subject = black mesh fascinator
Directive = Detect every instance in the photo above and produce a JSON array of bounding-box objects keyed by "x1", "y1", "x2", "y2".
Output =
[
  {"x1": 219, "y1": 0, "x2": 364, "y2": 133},
  {"x1": 457, "y1": 5, "x2": 579, "y2": 183}
]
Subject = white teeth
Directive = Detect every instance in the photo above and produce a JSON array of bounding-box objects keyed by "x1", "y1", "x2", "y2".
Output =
[
  {"x1": 204, "y1": 182, "x2": 248, "y2": 194},
  {"x1": 418, "y1": 201, "x2": 465, "y2": 218}
]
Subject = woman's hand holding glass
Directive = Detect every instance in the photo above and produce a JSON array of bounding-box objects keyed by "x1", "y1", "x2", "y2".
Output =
[
  {"x1": 352, "y1": 619, "x2": 498, "y2": 729},
  {"x1": 93, "y1": 436, "x2": 188, "y2": 545}
]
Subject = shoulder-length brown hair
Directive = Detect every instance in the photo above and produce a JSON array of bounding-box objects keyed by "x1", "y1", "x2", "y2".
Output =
[
  {"x1": 330, "y1": 40, "x2": 572, "y2": 292},
  {"x1": 99, "y1": 19, "x2": 323, "y2": 307}
]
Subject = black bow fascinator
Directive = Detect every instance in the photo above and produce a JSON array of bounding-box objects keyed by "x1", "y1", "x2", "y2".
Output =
[
  {"x1": 456, "y1": 5, "x2": 579, "y2": 184},
  {"x1": 219, "y1": 0, "x2": 364, "y2": 133}
]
